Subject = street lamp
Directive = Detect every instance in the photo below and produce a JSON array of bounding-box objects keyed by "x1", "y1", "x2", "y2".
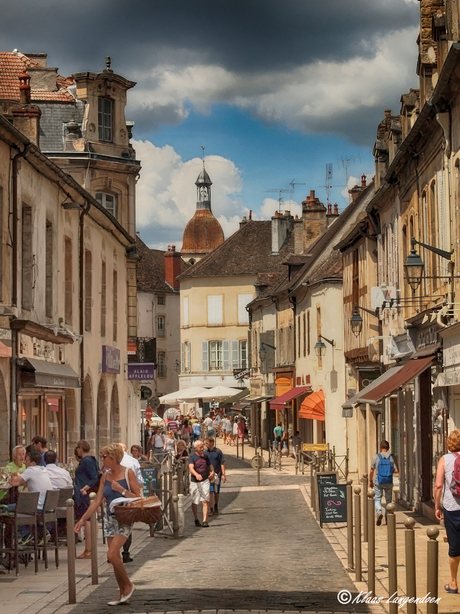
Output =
[
  {"x1": 314, "y1": 334, "x2": 334, "y2": 358},
  {"x1": 350, "y1": 304, "x2": 378, "y2": 337},
  {"x1": 173, "y1": 359, "x2": 180, "y2": 373},
  {"x1": 404, "y1": 236, "x2": 453, "y2": 292},
  {"x1": 259, "y1": 341, "x2": 276, "y2": 362}
]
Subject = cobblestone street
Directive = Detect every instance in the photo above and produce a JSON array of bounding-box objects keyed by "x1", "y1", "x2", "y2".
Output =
[{"x1": 59, "y1": 453, "x2": 375, "y2": 614}]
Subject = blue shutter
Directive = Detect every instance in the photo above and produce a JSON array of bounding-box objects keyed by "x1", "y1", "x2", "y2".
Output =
[
  {"x1": 202, "y1": 341, "x2": 208, "y2": 372},
  {"x1": 223, "y1": 340, "x2": 230, "y2": 371}
]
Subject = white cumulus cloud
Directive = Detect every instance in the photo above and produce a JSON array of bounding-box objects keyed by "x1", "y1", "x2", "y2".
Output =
[{"x1": 133, "y1": 139, "x2": 246, "y2": 249}]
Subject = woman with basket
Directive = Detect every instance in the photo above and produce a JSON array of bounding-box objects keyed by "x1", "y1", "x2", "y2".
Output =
[{"x1": 75, "y1": 443, "x2": 141, "y2": 606}]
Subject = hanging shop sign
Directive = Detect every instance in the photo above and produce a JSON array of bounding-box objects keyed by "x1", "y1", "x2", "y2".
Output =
[
  {"x1": 128, "y1": 363, "x2": 155, "y2": 381},
  {"x1": 102, "y1": 345, "x2": 120, "y2": 374}
]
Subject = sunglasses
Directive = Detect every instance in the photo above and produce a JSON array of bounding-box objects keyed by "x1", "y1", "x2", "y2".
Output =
[{"x1": 101, "y1": 454, "x2": 108, "y2": 459}]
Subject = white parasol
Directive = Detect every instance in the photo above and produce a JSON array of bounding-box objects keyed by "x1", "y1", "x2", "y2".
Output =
[
  {"x1": 185, "y1": 385, "x2": 241, "y2": 402},
  {"x1": 159, "y1": 386, "x2": 208, "y2": 404}
]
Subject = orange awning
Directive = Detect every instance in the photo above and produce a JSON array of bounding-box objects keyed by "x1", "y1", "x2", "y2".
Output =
[{"x1": 299, "y1": 390, "x2": 325, "y2": 421}]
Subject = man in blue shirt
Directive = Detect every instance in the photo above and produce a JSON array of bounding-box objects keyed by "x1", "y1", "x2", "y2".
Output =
[{"x1": 205, "y1": 437, "x2": 226, "y2": 515}]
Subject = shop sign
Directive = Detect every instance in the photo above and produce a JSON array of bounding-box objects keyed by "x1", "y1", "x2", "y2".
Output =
[
  {"x1": 128, "y1": 363, "x2": 154, "y2": 381},
  {"x1": 127, "y1": 338, "x2": 137, "y2": 356},
  {"x1": 434, "y1": 371, "x2": 460, "y2": 387},
  {"x1": 250, "y1": 377, "x2": 263, "y2": 396},
  {"x1": 443, "y1": 330, "x2": 460, "y2": 368},
  {"x1": 233, "y1": 368, "x2": 251, "y2": 380},
  {"x1": 0, "y1": 327, "x2": 12, "y2": 358},
  {"x1": 302, "y1": 443, "x2": 328, "y2": 451},
  {"x1": 416, "y1": 325, "x2": 438, "y2": 351},
  {"x1": 102, "y1": 345, "x2": 120, "y2": 374}
]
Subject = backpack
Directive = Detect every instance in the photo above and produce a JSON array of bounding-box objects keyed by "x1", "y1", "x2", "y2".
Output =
[
  {"x1": 377, "y1": 453, "x2": 394, "y2": 485},
  {"x1": 449, "y1": 452, "x2": 460, "y2": 498}
]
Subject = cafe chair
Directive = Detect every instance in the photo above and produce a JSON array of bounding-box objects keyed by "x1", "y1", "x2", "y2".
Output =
[
  {"x1": 36, "y1": 489, "x2": 60, "y2": 570},
  {"x1": 56, "y1": 487, "x2": 74, "y2": 548},
  {"x1": 0, "y1": 491, "x2": 39, "y2": 576}
]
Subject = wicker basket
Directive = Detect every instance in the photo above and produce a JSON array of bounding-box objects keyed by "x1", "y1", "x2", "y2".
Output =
[{"x1": 114, "y1": 495, "x2": 161, "y2": 526}]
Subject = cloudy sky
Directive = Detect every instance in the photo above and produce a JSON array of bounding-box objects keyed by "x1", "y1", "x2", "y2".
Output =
[{"x1": 2, "y1": 0, "x2": 420, "y2": 248}]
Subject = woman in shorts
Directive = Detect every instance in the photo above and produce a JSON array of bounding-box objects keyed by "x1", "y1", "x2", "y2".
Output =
[{"x1": 75, "y1": 443, "x2": 141, "y2": 606}]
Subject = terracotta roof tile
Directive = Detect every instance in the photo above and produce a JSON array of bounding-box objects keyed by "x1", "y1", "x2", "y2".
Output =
[
  {"x1": 136, "y1": 237, "x2": 190, "y2": 293},
  {"x1": 0, "y1": 52, "x2": 74, "y2": 103},
  {"x1": 178, "y1": 220, "x2": 294, "y2": 280}
]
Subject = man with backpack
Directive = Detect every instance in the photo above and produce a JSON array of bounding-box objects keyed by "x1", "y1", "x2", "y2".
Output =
[{"x1": 369, "y1": 440, "x2": 398, "y2": 526}]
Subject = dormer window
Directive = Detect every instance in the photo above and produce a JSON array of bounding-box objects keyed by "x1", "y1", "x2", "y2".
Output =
[
  {"x1": 98, "y1": 97, "x2": 113, "y2": 142},
  {"x1": 96, "y1": 192, "x2": 117, "y2": 218}
]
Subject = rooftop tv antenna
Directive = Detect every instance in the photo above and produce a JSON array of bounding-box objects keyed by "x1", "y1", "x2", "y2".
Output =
[
  {"x1": 338, "y1": 155, "x2": 361, "y2": 194},
  {"x1": 287, "y1": 179, "x2": 305, "y2": 209},
  {"x1": 322, "y1": 163, "x2": 345, "y2": 205},
  {"x1": 265, "y1": 187, "x2": 289, "y2": 213}
]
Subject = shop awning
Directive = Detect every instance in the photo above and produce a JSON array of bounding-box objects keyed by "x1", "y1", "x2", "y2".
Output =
[
  {"x1": 342, "y1": 366, "x2": 403, "y2": 410},
  {"x1": 225, "y1": 388, "x2": 250, "y2": 405},
  {"x1": 11, "y1": 320, "x2": 74, "y2": 344},
  {"x1": 270, "y1": 386, "x2": 311, "y2": 410},
  {"x1": 299, "y1": 390, "x2": 325, "y2": 421},
  {"x1": 359, "y1": 355, "x2": 435, "y2": 403},
  {"x1": 22, "y1": 358, "x2": 80, "y2": 389},
  {"x1": 246, "y1": 395, "x2": 273, "y2": 403}
]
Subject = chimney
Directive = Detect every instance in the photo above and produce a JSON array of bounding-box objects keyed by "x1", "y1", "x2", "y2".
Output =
[
  {"x1": 11, "y1": 70, "x2": 41, "y2": 147},
  {"x1": 327, "y1": 203, "x2": 332, "y2": 215},
  {"x1": 164, "y1": 245, "x2": 182, "y2": 290},
  {"x1": 239, "y1": 216, "x2": 248, "y2": 228},
  {"x1": 249, "y1": 209, "x2": 252, "y2": 220},
  {"x1": 361, "y1": 174, "x2": 367, "y2": 187},
  {"x1": 300, "y1": 189, "x2": 327, "y2": 252},
  {"x1": 271, "y1": 211, "x2": 294, "y2": 255},
  {"x1": 334, "y1": 204, "x2": 339, "y2": 215}
]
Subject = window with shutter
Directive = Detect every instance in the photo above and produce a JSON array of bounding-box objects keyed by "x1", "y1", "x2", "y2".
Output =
[
  {"x1": 65, "y1": 236, "x2": 72, "y2": 324},
  {"x1": 377, "y1": 234, "x2": 383, "y2": 287},
  {"x1": 209, "y1": 341, "x2": 223, "y2": 370},
  {"x1": 238, "y1": 294, "x2": 253, "y2": 324},
  {"x1": 85, "y1": 250, "x2": 92, "y2": 332},
  {"x1": 208, "y1": 295, "x2": 223, "y2": 324},
  {"x1": 45, "y1": 220, "x2": 53, "y2": 318},
  {"x1": 240, "y1": 340, "x2": 247, "y2": 368},
  {"x1": 231, "y1": 340, "x2": 239, "y2": 368},
  {"x1": 202, "y1": 340, "x2": 209, "y2": 372},
  {"x1": 21, "y1": 204, "x2": 33, "y2": 311},
  {"x1": 101, "y1": 260, "x2": 106, "y2": 337},
  {"x1": 181, "y1": 343, "x2": 185, "y2": 371},
  {"x1": 183, "y1": 296, "x2": 189, "y2": 326},
  {"x1": 223, "y1": 340, "x2": 230, "y2": 371}
]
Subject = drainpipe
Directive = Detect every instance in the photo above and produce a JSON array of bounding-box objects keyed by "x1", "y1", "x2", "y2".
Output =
[
  {"x1": 79, "y1": 200, "x2": 91, "y2": 438},
  {"x1": 10, "y1": 147, "x2": 27, "y2": 455}
]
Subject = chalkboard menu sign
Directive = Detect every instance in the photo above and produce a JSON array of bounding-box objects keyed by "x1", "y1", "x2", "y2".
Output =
[
  {"x1": 318, "y1": 483, "x2": 347, "y2": 527},
  {"x1": 140, "y1": 466, "x2": 158, "y2": 497},
  {"x1": 316, "y1": 472, "x2": 337, "y2": 487}
]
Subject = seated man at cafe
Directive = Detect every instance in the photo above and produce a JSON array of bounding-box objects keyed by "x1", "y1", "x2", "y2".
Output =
[
  {"x1": 0, "y1": 445, "x2": 26, "y2": 502},
  {"x1": 44, "y1": 451, "x2": 73, "y2": 489},
  {"x1": 6, "y1": 448, "x2": 53, "y2": 544}
]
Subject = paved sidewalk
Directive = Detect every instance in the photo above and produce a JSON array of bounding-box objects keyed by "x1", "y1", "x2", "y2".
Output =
[
  {"x1": 219, "y1": 440, "x2": 457, "y2": 614},
  {"x1": 1, "y1": 438, "x2": 381, "y2": 614}
]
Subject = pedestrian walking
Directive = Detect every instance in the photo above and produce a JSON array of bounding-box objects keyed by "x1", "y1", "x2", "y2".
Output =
[
  {"x1": 180, "y1": 419, "x2": 192, "y2": 443},
  {"x1": 188, "y1": 440, "x2": 215, "y2": 527},
  {"x1": 237, "y1": 416, "x2": 245, "y2": 443},
  {"x1": 149, "y1": 427, "x2": 166, "y2": 462},
  {"x1": 232, "y1": 417, "x2": 238, "y2": 445},
  {"x1": 205, "y1": 437, "x2": 226, "y2": 515},
  {"x1": 192, "y1": 419, "x2": 201, "y2": 443},
  {"x1": 369, "y1": 440, "x2": 398, "y2": 526},
  {"x1": 435, "y1": 429, "x2": 460, "y2": 594},
  {"x1": 291, "y1": 430, "x2": 301, "y2": 458},
  {"x1": 75, "y1": 443, "x2": 141, "y2": 606},
  {"x1": 120, "y1": 443, "x2": 144, "y2": 564},
  {"x1": 73, "y1": 440, "x2": 100, "y2": 559},
  {"x1": 165, "y1": 431, "x2": 176, "y2": 456}
]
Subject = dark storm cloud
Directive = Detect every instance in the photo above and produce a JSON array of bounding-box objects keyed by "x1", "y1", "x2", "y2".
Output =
[{"x1": 1, "y1": 0, "x2": 418, "y2": 76}]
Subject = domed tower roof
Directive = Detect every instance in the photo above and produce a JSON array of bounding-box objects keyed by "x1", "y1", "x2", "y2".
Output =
[{"x1": 182, "y1": 163, "x2": 224, "y2": 260}]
